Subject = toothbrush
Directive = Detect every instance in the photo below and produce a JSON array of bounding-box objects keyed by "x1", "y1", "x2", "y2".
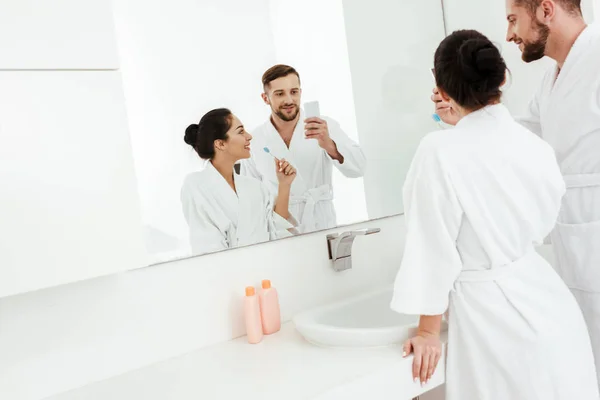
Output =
[
  {"x1": 263, "y1": 147, "x2": 276, "y2": 159},
  {"x1": 430, "y1": 68, "x2": 446, "y2": 129},
  {"x1": 264, "y1": 147, "x2": 283, "y2": 171},
  {"x1": 432, "y1": 113, "x2": 446, "y2": 129}
]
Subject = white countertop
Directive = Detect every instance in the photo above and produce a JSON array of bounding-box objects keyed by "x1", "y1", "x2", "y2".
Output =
[{"x1": 47, "y1": 323, "x2": 446, "y2": 400}]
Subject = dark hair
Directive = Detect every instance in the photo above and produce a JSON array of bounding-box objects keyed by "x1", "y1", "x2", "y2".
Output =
[
  {"x1": 262, "y1": 64, "x2": 301, "y2": 91},
  {"x1": 434, "y1": 30, "x2": 507, "y2": 110},
  {"x1": 184, "y1": 108, "x2": 233, "y2": 160},
  {"x1": 515, "y1": 0, "x2": 582, "y2": 16}
]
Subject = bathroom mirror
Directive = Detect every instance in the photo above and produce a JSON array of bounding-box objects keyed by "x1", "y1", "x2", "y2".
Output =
[{"x1": 111, "y1": 0, "x2": 447, "y2": 264}]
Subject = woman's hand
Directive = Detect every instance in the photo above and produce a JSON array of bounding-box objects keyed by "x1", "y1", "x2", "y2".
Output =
[
  {"x1": 403, "y1": 331, "x2": 442, "y2": 385},
  {"x1": 431, "y1": 87, "x2": 460, "y2": 126},
  {"x1": 275, "y1": 158, "x2": 296, "y2": 186}
]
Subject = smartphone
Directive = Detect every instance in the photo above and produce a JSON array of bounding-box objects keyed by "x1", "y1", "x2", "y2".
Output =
[{"x1": 304, "y1": 101, "x2": 320, "y2": 119}]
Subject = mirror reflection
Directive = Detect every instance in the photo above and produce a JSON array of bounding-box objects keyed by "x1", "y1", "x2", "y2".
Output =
[
  {"x1": 182, "y1": 65, "x2": 368, "y2": 254},
  {"x1": 182, "y1": 109, "x2": 299, "y2": 255},
  {"x1": 113, "y1": 0, "x2": 446, "y2": 262}
]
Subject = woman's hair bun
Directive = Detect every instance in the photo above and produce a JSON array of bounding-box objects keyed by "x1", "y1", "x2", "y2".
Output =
[
  {"x1": 184, "y1": 124, "x2": 199, "y2": 146},
  {"x1": 458, "y1": 38, "x2": 501, "y2": 83}
]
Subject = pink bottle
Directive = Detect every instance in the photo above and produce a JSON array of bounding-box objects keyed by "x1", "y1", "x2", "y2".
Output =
[
  {"x1": 244, "y1": 286, "x2": 263, "y2": 344},
  {"x1": 259, "y1": 279, "x2": 281, "y2": 335}
]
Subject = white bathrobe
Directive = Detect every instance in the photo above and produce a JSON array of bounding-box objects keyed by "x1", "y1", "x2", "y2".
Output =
[
  {"x1": 517, "y1": 23, "x2": 600, "y2": 383},
  {"x1": 240, "y1": 112, "x2": 366, "y2": 233},
  {"x1": 181, "y1": 161, "x2": 295, "y2": 256},
  {"x1": 391, "y1": 104, "x2": 599, "y2": 399}
]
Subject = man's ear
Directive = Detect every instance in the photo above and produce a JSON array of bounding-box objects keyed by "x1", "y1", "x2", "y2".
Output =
[
  {"x1": 261, "y1": 92, "x2": 270, "y2": 105},
  {"x1": 539, "y1": 0, "x2": 556, "y2": 22}
]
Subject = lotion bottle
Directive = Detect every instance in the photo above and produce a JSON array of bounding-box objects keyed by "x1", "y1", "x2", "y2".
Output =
[
  {"x1": 244, "y1": 286, "x2": 263, "y2": 344},
  {"x1": 258, "y1": 279, "x2": 281, "y2": 334}
]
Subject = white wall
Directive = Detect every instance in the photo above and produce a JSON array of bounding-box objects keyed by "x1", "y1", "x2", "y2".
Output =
[
  {"x1": 0, "y1": 0, "x2": 118, "y2": 69},
  {"x1": 112, "y1": 0, "x2": 279, "y2": 262},
  {"x1": 342, "y1": 0, "x2": 447, "y2": 218},
  {"x1": 582, "y1": 0, "x2": 599, "y2": 22},
  {"x1": 0, "y1": 216, "x2": 405, "y2": 400},
  {"x1": 0, "y1": 3, "x2": 144, "y2": 298}
]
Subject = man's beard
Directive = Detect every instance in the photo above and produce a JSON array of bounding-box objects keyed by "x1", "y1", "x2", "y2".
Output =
[
  {"x1": 274, "y1": 105, "x2": 299, "y2": 122},
  {"x1": 522, "y1": 20, "x2": 550, "y2": 63}
]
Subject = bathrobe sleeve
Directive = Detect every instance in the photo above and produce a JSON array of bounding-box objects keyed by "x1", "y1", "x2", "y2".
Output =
[
  {"x1": 262, "y1": 184, "x2": 299, "y2": 239},
  {"x1": 180, "y1": 181, "x2": 229, "y2": 254},
  {"x1": 390, "y1": 136, "x2": 464, "y2": 316},
  {"x1": 326, "y1": 117, "x2": 367, "y2": 178}
]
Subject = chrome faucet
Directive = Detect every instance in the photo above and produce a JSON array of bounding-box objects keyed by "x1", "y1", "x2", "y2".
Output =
[{"x1": 326, "y1": 228, "x2": 381, "y2": 272}]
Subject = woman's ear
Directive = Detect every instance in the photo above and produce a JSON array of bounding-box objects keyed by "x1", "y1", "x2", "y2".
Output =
[{"x1": 214, "y1": 139, "x2": 226, "y2": 152}]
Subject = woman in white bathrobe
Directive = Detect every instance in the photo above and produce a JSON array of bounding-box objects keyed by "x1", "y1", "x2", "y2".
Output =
[
  {"x1": 391, "y1": 30, "x2": 599, "y2": 399},
  {"x1": 182, "y1": 108, "x2": 297, "y2": 256}
]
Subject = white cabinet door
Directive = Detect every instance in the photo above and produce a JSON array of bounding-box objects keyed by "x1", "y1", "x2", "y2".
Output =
[
  {"x1": 0, "y1": 71, "x2": 145, "y2": 297},
  {"x1": 0, "y1": 0, "x2": 118, "y2": 69}
]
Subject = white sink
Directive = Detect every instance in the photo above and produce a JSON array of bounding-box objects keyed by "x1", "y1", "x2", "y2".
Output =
[{"x1": 293, "y1": 286, "x2": 441, "y2": 348}]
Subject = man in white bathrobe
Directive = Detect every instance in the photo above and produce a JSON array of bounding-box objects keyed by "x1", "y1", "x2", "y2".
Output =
[
  {"x1": 433, "y1": 0, "x2": 600, "y2": 386},
  {"x1": 240, "y1": 65, "x2": 366, "y2": 234},
  {"x1": 505, "y1": 1, "x2": 600, "y2": 384}
]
